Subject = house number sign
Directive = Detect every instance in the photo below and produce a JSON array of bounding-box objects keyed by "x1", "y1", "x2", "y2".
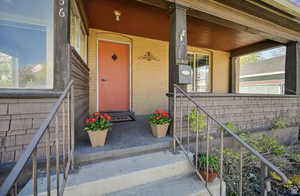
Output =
[{"x1": 59, "y1": 0, "x2": 65, "y2": 18}]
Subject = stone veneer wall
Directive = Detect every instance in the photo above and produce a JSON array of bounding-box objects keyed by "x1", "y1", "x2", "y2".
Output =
[{"x1": 170, "y1": 94, "x2": 300, "y2": 132}]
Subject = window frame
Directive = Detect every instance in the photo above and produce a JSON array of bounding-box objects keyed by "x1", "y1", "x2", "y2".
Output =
[
  {"x1": 0, "y1": 0, "x2": 55, "y2": 91},
  {"x1": 187, "y1": 51, "x2": 212, "y2": 93},
  {"x1": 0, "y1": 0, "x2": 70, "y2": 97},
  {"x1": 70, "y1": 0, "x2": 88, "y2": 63}
]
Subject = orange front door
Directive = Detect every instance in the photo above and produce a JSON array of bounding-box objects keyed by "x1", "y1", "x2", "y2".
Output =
[{"x1": 98, "y1": 41, "x2": 129, "y2": 111}]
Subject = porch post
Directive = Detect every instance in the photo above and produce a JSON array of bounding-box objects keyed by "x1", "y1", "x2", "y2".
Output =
[
  {"x1": 54, "y1": 0, "x2": 70, "y2": 90},
  {"x1": 229, "y1": 57, "x2": 240, "y2": 93},
  {"x1": 169, "y1": 4, "x2": 191, "y2": 92},
  {"x1": 285, "y1": 42, "x2": 300, "y2": 95}
]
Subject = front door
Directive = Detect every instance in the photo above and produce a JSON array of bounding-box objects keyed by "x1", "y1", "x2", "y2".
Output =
[{"x1": 98, "y1": 40, "x2": 129, "y2": 112}]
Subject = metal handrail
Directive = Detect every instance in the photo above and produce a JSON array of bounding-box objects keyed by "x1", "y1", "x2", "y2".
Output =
[
  {"x1": 0, "y1": 80, "x2": 74, "y2": 196},
  {"x1": 173, "y1": 84, "x2": 289, "y2": 196},
  {"x1": 173, "y1": 84, "x2": 288, "y2": 183}
]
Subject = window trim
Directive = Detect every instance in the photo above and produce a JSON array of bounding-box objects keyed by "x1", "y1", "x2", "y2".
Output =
[
  {"x1": 187, "y1": 51, "x2": 212, "y2": 93},
  {"x1": 70, "y1": 0, "x2": 88, "y2": 63},
  {"x1": 0, "y1": 0, "x2": 55, "y2": 91},
  {"x1": 0, "y1": 0, "x2": 70, "y2": 97}
]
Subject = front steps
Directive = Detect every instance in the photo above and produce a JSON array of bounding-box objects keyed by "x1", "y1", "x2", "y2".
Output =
[{"x1": 20, "y1": 151, "x2": 224, "y2": 196}]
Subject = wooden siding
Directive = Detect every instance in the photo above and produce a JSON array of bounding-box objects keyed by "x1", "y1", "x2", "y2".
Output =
[{"x1": 69, "y1": 46, "x2": 89, "y2": 140}]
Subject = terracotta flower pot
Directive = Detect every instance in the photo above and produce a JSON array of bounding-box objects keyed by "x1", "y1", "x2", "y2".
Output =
[
  {"x1": 199, "y1": 170, "x2": 218, "y2": 182},
  {"x1": 150, "y1": 123, "x2": 169, "y2": 138},
  {"x1": 87, "y1": 129, "x2": 108, "y2": 147}
]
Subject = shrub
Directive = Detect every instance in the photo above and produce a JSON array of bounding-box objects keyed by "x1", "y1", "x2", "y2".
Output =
[
  {"x1": 289, "y1": 153, "x2": 300, "y2": 163},
  {"x1": 218, "y1": 122, "x2": 242, "y2": 135},
  {"x1": 273, "y1": 120, "x2": 287, "y2": 129},
  {"x1": 189, "y1": 108, "x2": 207, "y2": 132}
]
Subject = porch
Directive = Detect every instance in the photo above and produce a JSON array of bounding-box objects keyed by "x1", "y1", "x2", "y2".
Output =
[
  {"x1": 75, "y1": 115, "x2": 172, "y2": 164},
  {"x1": 1, "y1": 0, "x2": 300, "y2": 195}
]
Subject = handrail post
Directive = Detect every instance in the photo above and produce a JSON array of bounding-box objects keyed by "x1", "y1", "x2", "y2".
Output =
[
  {"x1": 71, "y1": 84, "x2": 75, "y2": 169},
  {"x1": 261, "y1": 162, "x2": 269, "y2": 196},
  {"x1": 173, "y1": 86, "x2": 177, "y2": 153}
]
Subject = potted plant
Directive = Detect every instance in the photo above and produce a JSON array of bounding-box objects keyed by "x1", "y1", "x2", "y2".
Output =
[
  {"x1": 84, "y1": 112, "x2": 112, "y2": 147},
  {"x1": 149, "y1": 110, "x2": 172, "y2": 138},
  {"x1": 194, "y1": 153, "x2": 219, "y2": 182}
]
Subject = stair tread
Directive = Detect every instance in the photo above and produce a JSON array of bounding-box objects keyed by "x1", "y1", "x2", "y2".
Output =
[
  {"x1": 20, "y1": 151, "x2": 193, "y2": 196},
  {"x1": 106, "y1": 174, "x2": 206, "y2": 196},
  {"x1": 67, "y1": 151, "x2": 190, "y2": 187}
]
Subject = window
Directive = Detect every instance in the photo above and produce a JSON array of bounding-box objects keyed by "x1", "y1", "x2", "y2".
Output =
[
  {"x1": 70, "y1": 0, "x2": 87, "y2": 62},
  {"x1": 238, "y1": 46, "x2": 286, "y2": 94},
  {"x1": 187, "y1": 53, "x2": 211, "y2": 92},
  {"x1": 0, "y1": 0, "x2": 54, "y2": 89}
]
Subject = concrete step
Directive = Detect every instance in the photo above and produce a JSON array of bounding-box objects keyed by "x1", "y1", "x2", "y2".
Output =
[
  {"x1": 75, "y1": 141, "x2": 172, "y2": 166},
  {"x1": 106, "y1": 174, "x2": 224, "y2": 196},
  {"x1": 20, "y1": 151, "x2": 194, "y2": 196}
]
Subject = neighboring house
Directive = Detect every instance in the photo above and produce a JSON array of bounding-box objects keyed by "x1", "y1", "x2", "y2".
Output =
[
  {"x1": 240, "y1": 56, "x2": 286, "y2": 94},
  {"x1": 0, "y1": 0, "x2": 300, "y2": 195}
]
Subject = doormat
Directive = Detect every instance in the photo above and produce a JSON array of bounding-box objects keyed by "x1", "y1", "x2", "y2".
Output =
[{"x1": 107, "y1": 112, "x2": 136, "y2": 123}]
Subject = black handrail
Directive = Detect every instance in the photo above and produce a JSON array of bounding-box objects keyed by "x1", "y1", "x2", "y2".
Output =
[
  {"x1": 0, "y1": 80, "x2": 74, "y2": 196},
  {"x1": 173, "y1": 84, "x2": 288, "y2": 183}
]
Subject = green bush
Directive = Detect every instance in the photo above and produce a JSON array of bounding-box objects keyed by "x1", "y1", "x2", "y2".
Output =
[
  {"x1": 218, "y1": 122, "x2": 242, "y2": 135},
  {"x1": 188, "y1": 108, "x2": 207, "y2": 132},
  {"x1": 273, "y1": 120, "x2": 287, "y2": 129}
]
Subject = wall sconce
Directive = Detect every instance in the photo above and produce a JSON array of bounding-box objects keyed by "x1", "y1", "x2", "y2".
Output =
[{"x1": 114, "y1": 10, "x2": 121, "y2": 21}]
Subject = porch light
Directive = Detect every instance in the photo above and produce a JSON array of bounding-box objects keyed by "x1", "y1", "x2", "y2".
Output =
[{"x1": 114, "y1": 10, "x2": 121, "y2": 21}]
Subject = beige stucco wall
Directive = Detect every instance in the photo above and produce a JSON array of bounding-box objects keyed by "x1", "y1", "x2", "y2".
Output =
[{"x1": 88, "y1": 29, "x2": 230, "y2": 115}]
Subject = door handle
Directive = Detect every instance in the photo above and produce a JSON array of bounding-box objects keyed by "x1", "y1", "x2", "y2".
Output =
[{"x1": 101, "y1": 78, "x2": 107, "y2": 82}]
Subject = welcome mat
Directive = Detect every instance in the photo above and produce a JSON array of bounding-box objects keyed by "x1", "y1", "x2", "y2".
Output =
[{"x1": 107, "y1": 111, "x2": 136, "y2": 123}]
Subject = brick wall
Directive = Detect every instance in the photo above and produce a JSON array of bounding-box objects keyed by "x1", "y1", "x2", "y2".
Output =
[
  {"x1": 0, "y1": 99, "x2": 57, "y2": 163},
  {"x1": 170, "y1": 94, "x2": 300, "y2": 132}
]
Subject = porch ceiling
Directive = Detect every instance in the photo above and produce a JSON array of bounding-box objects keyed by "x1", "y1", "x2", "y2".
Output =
[{"x1": 83, "y1": 0, "x2": 266, "y2": 51}]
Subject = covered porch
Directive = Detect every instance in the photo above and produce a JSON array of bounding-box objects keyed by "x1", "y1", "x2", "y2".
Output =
[{"x1": 69, "y1": 0, "x2": 300, "y2": 158}]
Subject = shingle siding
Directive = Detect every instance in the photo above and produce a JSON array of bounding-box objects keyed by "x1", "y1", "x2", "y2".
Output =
[{"x1": 170, "y1": 95, "x2": 300, "y2": 135}]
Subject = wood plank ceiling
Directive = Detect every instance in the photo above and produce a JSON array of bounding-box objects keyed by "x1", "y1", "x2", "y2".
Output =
[{"x1": 83, "y1": 0, "x2": 266, "y2": 51}]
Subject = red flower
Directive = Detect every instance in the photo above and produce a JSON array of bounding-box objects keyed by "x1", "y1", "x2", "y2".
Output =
[
  {"x1": 85, "y1": 119, "x2": 91, "y2": 124},
  {"x1": 154, "y1": 110, "x2": 164, "y2": 114},
  {"x1": 102, "y1": 114, "x2": 112, "y2": 121},
  {"x1": 94, "y1": 112, "x2": 101, "y2": 117},
  {"x1": 106, "y1": 115, "x2": 112, "y2": 121},
  {"x1": 90, "y1": 118, "x2": 97, "y2": 123},
  {"x1": 161, "y1": 112, "x2": 169, "y2": 118}
]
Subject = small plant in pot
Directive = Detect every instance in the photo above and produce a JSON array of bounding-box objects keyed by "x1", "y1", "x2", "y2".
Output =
[
  {"x1": 194, "y1": 153, "x2": 219, "y2": 182},
  {"x1": 84, "y1": 112, "x2": 112, "y2": 147},
  {"x1": 149, "y1": 110, "x2": 172, "y2": 138}
]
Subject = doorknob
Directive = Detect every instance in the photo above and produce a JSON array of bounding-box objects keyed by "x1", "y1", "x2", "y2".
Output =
[{"x1": 101, "y1": 78, "x2": 107, "y2": 82}]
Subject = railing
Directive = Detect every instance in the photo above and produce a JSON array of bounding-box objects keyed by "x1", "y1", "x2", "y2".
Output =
[
  {"x1": 173, "y1": 84, "x2": 288, "y2": 196},
  {"x1": 0, "y1": 80, "x2": 75, "y2": 196}
]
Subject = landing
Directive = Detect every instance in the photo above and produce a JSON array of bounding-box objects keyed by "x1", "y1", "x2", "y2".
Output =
[{"x1": 75, "y1": 115, "x2": 172, "y2": 164}]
